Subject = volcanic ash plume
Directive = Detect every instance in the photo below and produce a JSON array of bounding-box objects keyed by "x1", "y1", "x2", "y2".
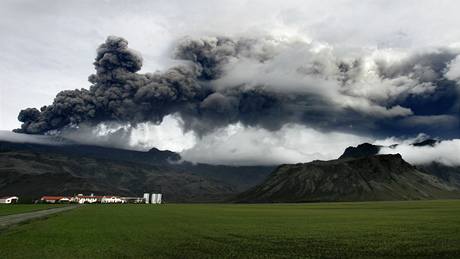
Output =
[{"x1": 15, "y1": 36, "x2": 460, "y2": 138}]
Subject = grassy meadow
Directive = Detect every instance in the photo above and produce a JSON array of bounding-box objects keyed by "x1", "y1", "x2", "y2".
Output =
[
  {"x1": 0, "y1": 200, "x2": 460, "y2": 258},
  {"x1": 0, "y1": 204, "x2": 67, "y2": 217}
]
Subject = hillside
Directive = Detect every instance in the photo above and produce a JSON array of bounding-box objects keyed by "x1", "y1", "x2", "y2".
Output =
[
  {"x1": 236, "y1": 154, "x2": 460, "y2": 203},
  {"x1": 0, "y1": 141, "x2": 273, "y2": 202},
  {"x1": 339, "y1": 141, "x2": 460, "y2": 189}
]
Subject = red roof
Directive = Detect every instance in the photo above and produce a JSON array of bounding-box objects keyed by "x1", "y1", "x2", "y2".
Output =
[{"x1": 40, "y1": 196, "x2": 70, "y2": 201}]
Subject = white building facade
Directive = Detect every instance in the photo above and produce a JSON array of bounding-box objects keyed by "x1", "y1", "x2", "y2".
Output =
[
  {"x1": 101, "y1": 196, "x2": 124, "y2": 203},
  {"x1": 0, "y1": 196, "x2": 19, "y2": 204}
]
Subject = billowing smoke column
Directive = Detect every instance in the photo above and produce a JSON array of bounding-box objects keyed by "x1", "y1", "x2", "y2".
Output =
[
  {"x1": 15, "y1": 36, "x2": 460, "y2": 138},
  {"x1": 14, "y1": 36, "x2": 297, "y2": 135},
  {"x1": 15, "y1": 36, "x2": 207, "y2": 134}
]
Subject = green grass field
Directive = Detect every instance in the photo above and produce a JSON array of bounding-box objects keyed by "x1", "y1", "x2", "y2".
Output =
[
  {"x1": 1, "y1": 200, "x2": 460, "y2": 258},
  {"x1": 0, "y1": 204, "x2": 67, "y2": 216}
]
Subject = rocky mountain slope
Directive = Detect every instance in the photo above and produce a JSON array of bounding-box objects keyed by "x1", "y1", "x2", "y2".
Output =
[
  {"x1": 236, "y1": 154, "x2": 460, "y2": 203},
  {"x1": 339, "y1": 141, "x2": 460, "y2": 189}
]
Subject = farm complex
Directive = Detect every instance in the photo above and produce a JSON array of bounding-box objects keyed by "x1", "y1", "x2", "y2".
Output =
[
  {"x1": 0, "y1": 193, "x2": 162, "y2": 204},
  {"x1": 39, "y1": 193, "x2": 162, "y2": 204}
]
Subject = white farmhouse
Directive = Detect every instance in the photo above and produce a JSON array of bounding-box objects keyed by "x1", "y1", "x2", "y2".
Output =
[{"x1": 0, "y1": 196, "x2": 19, "y2": 204}]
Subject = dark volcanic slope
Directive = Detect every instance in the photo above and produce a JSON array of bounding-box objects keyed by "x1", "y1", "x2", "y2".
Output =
[
  {"x1": 0, "y1": 149, "x2": 236, "y2": 202},
  {"x1": 236, "y1": 154, "x2": 460, "y2": 203},
  {"x1": 0, "y1": 141, "x2": 273, "y2": 202},
  {"x1": 340, "y1": 141, "x2": 460, "y2": 189},
  {"x1": 417, "y1": 162, "x2": 460, "y2": 187}
]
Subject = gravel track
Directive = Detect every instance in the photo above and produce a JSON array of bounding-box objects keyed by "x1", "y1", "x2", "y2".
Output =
[{"x1": 0, "y1": 205, "x2": 79, "y2": 228}]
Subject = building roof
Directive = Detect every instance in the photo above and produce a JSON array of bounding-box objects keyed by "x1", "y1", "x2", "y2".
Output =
[{"x1": 0, "y1": 196, "x2": 18, "y2": 199}]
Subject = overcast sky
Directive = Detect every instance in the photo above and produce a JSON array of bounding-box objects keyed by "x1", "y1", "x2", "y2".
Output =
[{"x1": 1, "y1": 0, "x2": 460, "y2": 165}]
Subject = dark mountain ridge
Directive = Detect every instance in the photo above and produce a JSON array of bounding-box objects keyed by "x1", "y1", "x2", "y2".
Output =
[{"x1": 236, "y1": 154, "x2": 460, "y2": 203}]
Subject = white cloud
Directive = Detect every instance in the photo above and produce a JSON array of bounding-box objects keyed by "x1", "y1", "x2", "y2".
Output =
[
  {"x1": 52, "y1": 115, "x2": 197, "y2": 152},
  {"x1": 445, "y1": 55, "x2": 460, "y2": 82},
  {"x1": 180, "y1": 123, "x2": 370, "y2": 165},
  {"x1": 129, "y1": 116, "x2": 196, "y2": 152},
  {"x1": 379, "y1": 139, "x2": 460, "y2": 166}
]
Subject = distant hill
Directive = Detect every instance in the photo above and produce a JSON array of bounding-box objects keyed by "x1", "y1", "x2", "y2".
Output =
[
  {"x1": 236, "y1": 154, "x2": 460, "y2": 203},
  {"x1": 0, "y1": 140, "x2": 274, "y2": 202}
]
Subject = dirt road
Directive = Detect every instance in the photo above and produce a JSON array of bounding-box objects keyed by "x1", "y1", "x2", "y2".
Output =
[{"x1": 0, "y1": 205, "x2": 79, "y2": 228}]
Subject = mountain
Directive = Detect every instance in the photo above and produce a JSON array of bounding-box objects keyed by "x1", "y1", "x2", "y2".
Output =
[
  {"x1": 0, "y1": 141, "x2": 181, "y2": 166},
  {"x1": 339, "y1": 141, "x2": 460, "y2": 189},
  {"x1": 236, "y1": 154, "x2": 460, "y2": 203},
  {"x1": 339, "y1": 143, "x2": 382, "y2": 159},
  {"x1": 0, "y1": 140, "x2": 274, "y2": 202},
  {"x1": 3, "y1": 136, "x2": 459, "y2": 204}
]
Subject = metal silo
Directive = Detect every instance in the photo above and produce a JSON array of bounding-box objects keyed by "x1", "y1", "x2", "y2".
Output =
[
  {"x1": 143, "y1": 193, "x2": 150, "y2": 204},
  {"x1": 151, "y1": 193, "x2": 157, "y2": 204},
  {"x1": 156, "y1": 193, "x2": 162, "y2": 204}
]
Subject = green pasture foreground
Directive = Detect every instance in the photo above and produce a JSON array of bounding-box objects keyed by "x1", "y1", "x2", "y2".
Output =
[
  {"x1": 0, "y1": 204, "x2": 67, "y2": 217},
  {"x1": 1, "y1": 200, "x2": 460, "y2": 258}
]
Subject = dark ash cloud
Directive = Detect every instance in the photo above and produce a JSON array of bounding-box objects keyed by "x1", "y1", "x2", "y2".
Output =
[{"x1": 14, "y1": 36, "x2": 460, "y2": 139}]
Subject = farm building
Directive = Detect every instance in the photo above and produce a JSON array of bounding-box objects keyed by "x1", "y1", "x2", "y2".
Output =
[
  {"x1": 71, "y1": 194, "x2": 102, "y2": 204},
  {"x1": 0, "y1": 196, "x2": 19, "y2": 204},
  {"x1": 101, "y1": 196, "x2": 124, "y2": 203},
  {"x1": 37, "y1": 194, "x2": 151, "y2": 204},
  {"x1": 40, "y1": 196, "x2": 70, "y2": 203}
]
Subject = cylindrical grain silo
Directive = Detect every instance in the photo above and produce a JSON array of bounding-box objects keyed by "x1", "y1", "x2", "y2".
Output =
[
  {"x1": 143, "y1": 193, "x2": 150, "y2": 204},
  {"x1": 157, "y1": 193, "x2": 162, "y2": 204},
  {"x1": 151, "y1": 193, "x2": 157, "y2": 204}
]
